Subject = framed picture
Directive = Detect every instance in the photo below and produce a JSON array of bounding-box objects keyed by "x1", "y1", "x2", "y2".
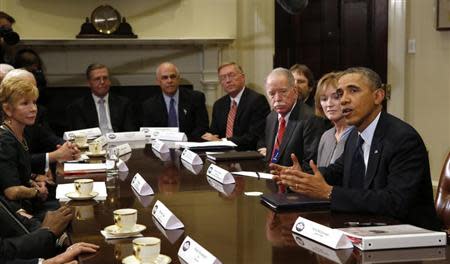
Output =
[{"x1": 437, "y1": 0, "x2": 450, "y2": 30}]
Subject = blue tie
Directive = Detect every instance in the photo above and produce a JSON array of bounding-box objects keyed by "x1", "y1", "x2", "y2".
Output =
[
  {"x1": 168, "y1": 97, "x2": 178, "y2": 127},
  {"x1": 350, "y1": 135, "x2": 365, "y2": 188}
]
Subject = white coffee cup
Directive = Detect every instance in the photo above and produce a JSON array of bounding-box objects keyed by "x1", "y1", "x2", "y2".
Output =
[
  {"x1": 133, "y1": 237, "x2": 161, "y2": 263},
  {"x1": 114, "y1": 208, "x2": 137, "y2": 231},
  {"x1": 74, "y1": 133, "x2": 88, "y2": 147},
  {"x1": 74, "y1": 179, "x2": 94, "y2": 196},
  {"x1": 88, "y1": 141, "x2": 102, "y2": 154}
]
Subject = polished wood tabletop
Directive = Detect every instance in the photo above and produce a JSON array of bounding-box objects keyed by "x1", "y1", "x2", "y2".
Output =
[{"x1": 60, "y1": 147, "x2": 450, "y2": 264}]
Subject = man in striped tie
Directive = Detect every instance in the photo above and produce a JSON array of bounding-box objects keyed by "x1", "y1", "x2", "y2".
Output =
[{"x1": 202, "y1": 62, "x2": 270, "y2": 151}]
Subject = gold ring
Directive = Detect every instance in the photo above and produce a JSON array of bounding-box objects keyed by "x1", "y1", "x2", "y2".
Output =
[{"x1": 295, "y1": 184, "x2": 299, "y2": 189}]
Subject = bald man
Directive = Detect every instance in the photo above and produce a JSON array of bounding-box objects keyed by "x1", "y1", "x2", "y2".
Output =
[{"x1": 141, "y1": 62, "x2": 209, "y2": 141}]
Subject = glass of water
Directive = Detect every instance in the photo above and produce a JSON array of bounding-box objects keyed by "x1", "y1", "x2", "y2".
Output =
[{"x1": 106, "y1": 147, "x2": 119, "y2": 176}]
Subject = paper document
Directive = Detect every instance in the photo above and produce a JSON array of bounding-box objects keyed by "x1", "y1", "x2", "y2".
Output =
[
  {"x1": 64, "y1": 163, "x2": 107, "y2": 173},
  {"x1": 175, "y1": 141, "x2": 237, "y2": 150},
  {"x1": 232, "y1": 171, "x2": 273, "y2": 180}
]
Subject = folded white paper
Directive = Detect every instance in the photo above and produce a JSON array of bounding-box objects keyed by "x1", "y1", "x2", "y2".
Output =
[
  {"x1": 152, "y1": 139, "x2": 169, "y2": 153},
  {"x1": 181, "y1": 149, "x2": 203, "y2": 165},
  {"x1": 131, "y1": 173, "x2": 154, "y2": 196},
  {"x1": 178, "y1": 236, "x2": 222, "y2": 264},
  {"x1": 117, "y1": 159, "x2": 128, "y2": 172},
  {"x1": 152, "y1": 200, "x2": 184, "y2": 230},
  {"x1": 206, "y1": 164, "x2": 235, "y2": 184},
  {"x1": 181, "y1": 160, "x2": 203, "y2": 175},
  {"x1": 152, "y1": 149, "x2": 172, "y2": 161},
  {"x1": 140, "y1": 127, "x2": 179, "y2": 143},
  {"x1": 175, "y1": 140, "x2": 237, "y2": 150},
  {"x1": 152, "y1": 217, "x2": 184, "y2": 244},
  {"x1": 206, "y1": 177, "x2": 235, "y2": 196},
  {"x1": 112, "y1": 143, "x2": 132, "y2": 156},
  {"x1": 56, "y1": 182, "x2": 107, "y2": 202},
  {"x1": 292, "y1": 217, "x2": 353, "y2": 249},
  {"x1": 63, "y1": 127, "x2": 102, "y2": 140},
  {"x1": 231, "y1": 171, "x2": 273, "y2": 180},
  {"x1": 63, "y1": 163, "x2": 107, "y2": 173},
  {"x1": 106, "y1": 132, "x2": 146, "y2": 149},
  {"x1": 100, "y1": 230, "x2": 143, "y2": 240},
  {"x1": 93, "y1": 135, "x2": 108, "y2": 147},
  {"x1": 155, "y1": 131, "x2": 187, "y2": 142}
]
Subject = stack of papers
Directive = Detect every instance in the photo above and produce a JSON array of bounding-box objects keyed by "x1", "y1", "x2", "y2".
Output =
[
  {"x1": 63, "y1": 163, "x2": 107, "y2": 174},
  {"x1": 206, "y1": 151, "x2": 263, "y2": 161},
  {"x1": 175, "y1": 140, "x2": 237, "y2": 150}
]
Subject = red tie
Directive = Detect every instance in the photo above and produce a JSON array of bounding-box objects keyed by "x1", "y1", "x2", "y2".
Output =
[
  {"x1": 226, "y1": 100, "x2": 237, "y2": 138},
  {"x1": 271, "y1": 117, "x2": 286, "y2": 161}
]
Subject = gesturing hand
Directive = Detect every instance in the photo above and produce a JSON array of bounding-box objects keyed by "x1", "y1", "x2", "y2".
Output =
[
  {"x1": 269, "y1": 153, "x2": 301, "y2": 184},
  {"x1": 280, "y1": 160, "x2": 332, "y2": 200}
]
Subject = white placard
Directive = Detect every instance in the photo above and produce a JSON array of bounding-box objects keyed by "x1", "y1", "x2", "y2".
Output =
[
  {"x1": 292, "y1": 217, "x2": 353, "y2": 249},
  {"x1": 156, "y1": 131, "x2": 187, "y2": 142},
  {"x1": 181, "y1": 160, "x2": 203, "y2": 175},
  {"x1": 152, "y1": 139, "x2": 169, "y2": 153},
  {"x1": 63, "y1": 127, "x2": 102, "y2": 140},
  {"x1": 117, "y1": 159, "x2": 128, "y2": 172},
  {"x1": 112, "y1": 143, "x2": 132, "y2": 156},
  {"x1": 206, "y1": 164, "x2": 235, "y2": 184},
  {"x1": 152, "y1": 149, "x2": 171, "y2": 161},
  {"x1": 105, "y1": 132, "x2": 146, "y2": 148},
  {"x1": 140, "y1": 127, "x2": 179, "y2": 143},
  {"x1": 181, "y1": 149, "x2": 203, "y2": 165},
  {"x1": 93, "y1": 135, "x2": 108, "y2": 147},
  {"x1": 152, "y1": 200, "x2": 184, "y2": 230},
  {"x1": 206, "y1": 177, "x2": 235, "y2": 196},
  {"x1": 178, "y1": 236, "x2": 222, "y2": 264},
  {"x1": 132, "y1": 188, "x2": 154, "y2": 207},
  {"x1": 152, "y1": 217, "x2": 184, "y2": 244},
  {"x1": 131, "y1": 173, "x2": 154, "y2": 196}
]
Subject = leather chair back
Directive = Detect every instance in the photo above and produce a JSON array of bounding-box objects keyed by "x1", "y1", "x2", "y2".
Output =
[{"x1": 435, "y1": 152, "x2": 450, "y2": 229}]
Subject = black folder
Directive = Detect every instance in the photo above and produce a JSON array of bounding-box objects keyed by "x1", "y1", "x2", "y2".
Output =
[
  {"x1": 260, "y1": 192, "x2": 330, "y2": 212},
  {"x1": 206, "y1": 151, "x2": 264, "y2": 161}
]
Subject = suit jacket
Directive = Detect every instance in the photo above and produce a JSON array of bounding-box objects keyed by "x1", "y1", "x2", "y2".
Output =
[
  {"x1": 210, "y1": 88, "x2": 270, "y2": 150},
  {"x1": 66, "y1": 93, "x2": 136, "y2": 132},
  {"x1": 142, "y1": 88, "x2": 209, "y2": 141},
  {"x1": 321, "y1": 111, "x2": 441, "y2": 230},
  {"x1": 259, "y1": 100, "x2": 324, "y2": 171}
]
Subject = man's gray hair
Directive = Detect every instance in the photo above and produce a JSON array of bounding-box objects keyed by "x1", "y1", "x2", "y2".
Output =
[
  {"x1": 265, "y1": 67, "x2": 295, "y2": 88},
  {"x1": 0, "y1": 64, "x2": 14, "y2": 83}
]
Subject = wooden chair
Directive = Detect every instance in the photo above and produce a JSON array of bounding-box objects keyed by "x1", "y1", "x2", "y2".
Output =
[{"x1": 435, "y1": 152, "x2": 450, "y2": 229}]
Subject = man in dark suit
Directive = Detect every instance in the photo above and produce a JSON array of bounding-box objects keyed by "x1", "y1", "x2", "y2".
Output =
[
  {"x1": 202, "y1": 62, "x2": 270, "y2": 150},
  {"x1": 66, "y1": 63, "x2": 135, "y2": 133},
  {"x1": 274, "y1": 67, "x2": 441, "y2": 230},
  {"x1": 258, "y1": 68, "x2": 323, "y2": 171},
  {"x1": 142, "y1": 62, "x2": 209, "y2": 141}
]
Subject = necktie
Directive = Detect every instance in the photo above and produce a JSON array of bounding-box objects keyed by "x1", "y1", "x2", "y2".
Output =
[
  {"x1": 98, "y1": 98, "x2": 112, "y2": 134},
  {"x1": 226, "y1": 100, "x2": 237, "y2": 138},
  {"x1": 349, "y1": 135, "x2": 365, "y2": 188},
  {"x1": 271, "y1": 117, "x2": 286, "y2": 163},
  {"x1": 168, "y1": 97, "x2": 178, "y2": 127}
]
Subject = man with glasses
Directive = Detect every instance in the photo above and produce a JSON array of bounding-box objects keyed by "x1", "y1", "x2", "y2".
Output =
[
  {"x1": 258, "y1": 68, "x2": 323, "y2": 171},
  {"x1": 67, "y1": 63, "x2": 136, "y2": 133},
  {"x1": 141, "y1": 62, "x2": 209, "y2": 141},
  {"x1": 202, "y1": 62, "x2": 270, "y2": 150}
]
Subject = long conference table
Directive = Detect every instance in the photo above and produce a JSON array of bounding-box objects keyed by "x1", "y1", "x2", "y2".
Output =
[{"x1": 58, "y1": 146, "x2": 450, "y2": 264}]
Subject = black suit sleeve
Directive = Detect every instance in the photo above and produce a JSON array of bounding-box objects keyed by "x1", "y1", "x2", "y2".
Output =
[
  {"x1": 121, "y1": 99, "x2": 136, "y2": 132},
  {"x1": 229, "y1": 94, "x2": 270, "y2": 150},
  {"x1": 0, "y1": 229, "x2": 57, "y2": 260},
  {"x1": 66, "y1": 101, "x2": 86, "y2": 131},
  {"x1": 188, "y1": 92, "x2": 209, "y2": 141},
  {"x1": 298, "y1": 116, "x2": 325, "y2": 172}
]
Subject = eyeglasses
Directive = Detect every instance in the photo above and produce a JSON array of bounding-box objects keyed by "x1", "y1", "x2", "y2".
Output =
[
  {"x1": 219, "y1": 72, "x2": 241, "y2": 82},
  {"x1": 90, "y1": 76, "x2": 109, "y2": 83}
]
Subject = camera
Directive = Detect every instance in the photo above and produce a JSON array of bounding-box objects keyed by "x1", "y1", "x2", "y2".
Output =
[{"x1": 0, "y1": 27, "x2": 20, "y2": 45}]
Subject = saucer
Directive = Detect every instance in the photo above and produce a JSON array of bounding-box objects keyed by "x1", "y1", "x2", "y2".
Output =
[
  {"x1": 85, "y1": 150, "x2": 106, "y2": 157},
  {"x1": 104, "y1": 224, "x2": 146, "y2": 236},
  {"x1": 122, "y1": 254, "x2": 171, "y2": 264},
  {"x1": 65, "y1": 191, "x2": 99, "y2": 200}
]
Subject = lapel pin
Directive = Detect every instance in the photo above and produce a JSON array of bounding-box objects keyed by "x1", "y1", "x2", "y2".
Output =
[
  {"x1": 374, "y1": 150, "x2": 379, "y2": 154},
  {"x1": 183, "y1": 109, "x2": 187, "y2": 115}
]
